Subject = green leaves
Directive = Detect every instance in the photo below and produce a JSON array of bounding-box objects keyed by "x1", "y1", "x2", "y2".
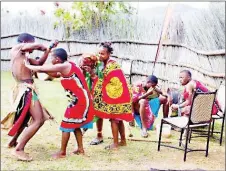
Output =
[{"x1": 53, "y1": 1, "x2": 135, "y2": 37}]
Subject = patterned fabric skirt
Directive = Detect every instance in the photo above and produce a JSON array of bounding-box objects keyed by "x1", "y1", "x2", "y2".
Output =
[
  {"x1": 1, "y1": 82, "x2": 33, "y2": 136},
  {"x1": 92, "y1": 68, "x2": 133, "y2": 122}
]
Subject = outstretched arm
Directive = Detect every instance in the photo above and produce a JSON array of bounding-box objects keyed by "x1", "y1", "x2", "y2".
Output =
[
  {"x1": 28, "y1": 40, "x2": 59, "y2": 66},
  {"x1": 25, "y1": 59, "x2": 66, "y2": 73},
  {"x1": 46, "y1": 72, "x2": 62, "y2": 78}
]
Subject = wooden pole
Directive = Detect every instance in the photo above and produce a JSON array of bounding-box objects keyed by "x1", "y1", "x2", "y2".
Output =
[
  {"x1": 107, "y1": 137, "x2": 172, "y2": 143},
  {"x1": 152, "y1": 3, "x2": 173, "y2": 75}
]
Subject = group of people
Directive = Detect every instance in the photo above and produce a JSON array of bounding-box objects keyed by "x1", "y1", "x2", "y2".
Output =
[{"x1": 1, "y1": 33, "x2": 222, "y2": 161}]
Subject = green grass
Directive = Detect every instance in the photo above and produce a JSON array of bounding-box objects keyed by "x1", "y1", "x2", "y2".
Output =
[{"x1": 1, "y1": 71, "x2": 225, "y2": 170}]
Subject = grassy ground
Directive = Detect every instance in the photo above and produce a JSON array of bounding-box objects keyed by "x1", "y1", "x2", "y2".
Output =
[{"x1": 1, "y1": 71, "x2": 225, "y2": 170}]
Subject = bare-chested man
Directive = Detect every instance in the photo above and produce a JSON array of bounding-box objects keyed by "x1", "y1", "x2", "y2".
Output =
[
  {"x1": 2, "y1": 33, "x2": 58, "y2": 161},
  {"x1": 171, "y1": 70, "x2": 221, "y2": 116}
]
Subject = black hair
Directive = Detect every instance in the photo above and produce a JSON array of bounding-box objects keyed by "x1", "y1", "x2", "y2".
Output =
[
  {"x1": 147, "y1": 75, "x2": 158, "y2": 84},
  {"x1": 35, "y1": 57, "x2": 40, "y2": 60},
  {"x1": 100, "y1": 42, "x2": 113, "y2": 54},
  {"x1": 180, "y1": 70, "x2": 192, "y2": 78},
  {"x1": 17, "y1": 33, "x2": 35, "y2": 43},
  {"x1": 53, "y1": 48, "x2": 68, "y2": 62}
]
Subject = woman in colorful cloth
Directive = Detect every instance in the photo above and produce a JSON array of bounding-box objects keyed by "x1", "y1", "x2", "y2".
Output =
[
  {"x1": 78, "y1": 53, "x2": 98, "y2": 134},
  {"x1": 25, "y1": 48, "x2": 94, "y2": 158},
  {"x1": 88, "y1": 42, "x2": 133, "y2": 150},
  {"x1": 133, "y1": 75, "x2": 168, "y2": 137}
]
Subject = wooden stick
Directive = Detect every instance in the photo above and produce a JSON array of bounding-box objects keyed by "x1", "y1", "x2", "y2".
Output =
[
  {"x1": 152, "y1": 3, "x2": 173, "y2": 74},
  {"x1": 107, "y1": 137, "x2": 172, "y2": 143}
]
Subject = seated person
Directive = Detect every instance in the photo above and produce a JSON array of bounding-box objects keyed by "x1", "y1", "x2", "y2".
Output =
[
  {"x1": 166, "y1": 87, "x2": 183, "y2": 117},
  {"x1": 133, "y1": 75, "x2": 168, "y2": 138},
  {"x1": 171, "y1": 70, "x2": 222, "y2": 116}
]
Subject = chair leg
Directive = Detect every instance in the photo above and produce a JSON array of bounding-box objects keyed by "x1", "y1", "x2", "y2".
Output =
[
  {"x1": 189, "y1": 129, "x2": 192, "y2": 143},
  {"x1": 183, "y1": 128, "x2": 190, "y2": 162},
  {"x1": 158, "y1": 120, "x2": 164, "y2": 151},
  {"x1": 179, "y1": 129, "x2": 184, "y2": 146},
  {"x1": 220, "y1": 116, "x2": 225, "y2": 146},
  {"x1": 211, "y1": 119, "x2": 215, "y2": 137},
  {"x1": 206, "y1": 123, "x2": 212, "y2": 157}
]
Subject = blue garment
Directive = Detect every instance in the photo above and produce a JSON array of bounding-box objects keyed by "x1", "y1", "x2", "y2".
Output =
[
  {"x1": 59, "y1": 122, "x2": 93, "y2": 132},
  {"x1": 149, "y1": 98, "x2": 160, "y2": 118},
  {"x1": 134, "y1": 98, "x2": 160, "y2": 130},
  {"x1": 134, "y1": 113, "x2": 154, "y2": 130}
]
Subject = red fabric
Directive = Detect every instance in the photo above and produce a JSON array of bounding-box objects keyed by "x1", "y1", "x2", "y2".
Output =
[
  {"x1": 8, "y1": 92, "x2": 32, "y2": 136},
  {"x1": 132, "y1": 84, "x2": 154, "y2": 128},
  {"x1": 60, "y1": 62, "x2": 94, "y2": 129},
  {"x1": 92, "y1": 110, "x2": 133, "y2": 122},
  {"x1": 183, "y1": 80, "x2": 219, "y2": 115},
  {"x1": 102, "y1": 69, "x2": 131, "y2": 104},
  {"x1": 92, "y1": 60, "x2": 133, "y2": 121}
]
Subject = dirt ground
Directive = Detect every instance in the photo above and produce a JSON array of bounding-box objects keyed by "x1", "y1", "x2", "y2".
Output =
[{"x1": 1, "y1": 72, "x2": 225, "y2": 170}]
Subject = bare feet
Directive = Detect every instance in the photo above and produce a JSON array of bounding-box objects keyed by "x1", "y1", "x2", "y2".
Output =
[
  {"x1": 52, "y1": 151, "x2": 66, "y2": 159},
  {"x1": 104, "y1": 144, "x2": 118, "y2": 150},
  {"x1": 72, "y1": 149, "x2": 90, "y2": 157},
  {"x1": 119, "y1": 141, "x2": 127, "y2": 146},
  {"x1": 12, "y1": 150, "x2": 33, "y2": 161},
  {"x1": 72, "y1": 149, "x2": 85, "y2": 155}
]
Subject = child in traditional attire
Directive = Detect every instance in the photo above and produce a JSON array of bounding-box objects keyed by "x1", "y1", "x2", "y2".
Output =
[
  {"x1": 25, "y1": 48, "x2": 94, "y2": 158},
  {"x1": 89, "y1": 42, "x2": 133, "y2": 149}
]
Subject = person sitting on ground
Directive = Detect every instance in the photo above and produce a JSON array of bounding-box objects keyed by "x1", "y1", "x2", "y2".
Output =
[
  {"x1": 133, "y1": 75, "x2": 168, "y2": 138},
  {"x1": 171, "y1": 70, "x2": 222, "y2": 116}
]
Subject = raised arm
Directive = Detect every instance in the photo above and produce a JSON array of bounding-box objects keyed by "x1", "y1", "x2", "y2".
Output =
[
  {"x1": 28, "y1": 40, "x2": 59, "y2": 66},
  {"x1": 21, "y1": 43, "x2": 47, "y2": 52},
  {"x1": 155, "y1": 86, "x2": 168, "y2": 98},
  {"x1": 137, "y1": 87, "x2": 154, "y2": 101}
]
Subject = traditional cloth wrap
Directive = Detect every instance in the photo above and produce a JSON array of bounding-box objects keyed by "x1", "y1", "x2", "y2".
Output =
[
  {"x1": 91, "y1": 59, "x2": 133, "y2": 122},
  {"x1": 60, "y1": 62, "x2": 94, "y2": 131},
  {"x1": 132, "y1": 83, "x2": 155, "y2": 130}
]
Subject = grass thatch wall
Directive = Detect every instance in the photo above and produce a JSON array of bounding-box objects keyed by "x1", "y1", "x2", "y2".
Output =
[{"x1": 1, "y1": 34, "x2": 225, "y2": 90}]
